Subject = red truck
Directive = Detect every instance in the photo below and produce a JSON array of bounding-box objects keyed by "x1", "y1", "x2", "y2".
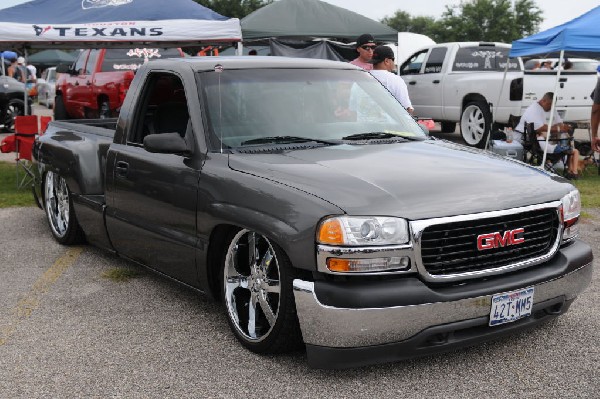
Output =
[{"x1": 54, "y1": 47, "x2": 184, "y2": 119}]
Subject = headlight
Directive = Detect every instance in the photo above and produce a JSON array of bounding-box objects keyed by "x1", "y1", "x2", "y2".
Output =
[
  {"x1": 561, "y1": 189, "x2": 581, "y2": 242},
  {"x1": 317, "y1": 216, "x2": 409, "y2": 246}
]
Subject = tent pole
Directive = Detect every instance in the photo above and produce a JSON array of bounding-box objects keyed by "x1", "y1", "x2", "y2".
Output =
[
  {"x1": 237, "y1": 42, "x2": 244, "y2": 56},
  {"x1": 541, "y1": 50, "x2": 564, "y2": 168},
  {"x1": 23, "y1": 47, "x2": 29, "y2": 115},
  {"x1": 486, "y1": 58, "x2": 510, "y2": 151}
]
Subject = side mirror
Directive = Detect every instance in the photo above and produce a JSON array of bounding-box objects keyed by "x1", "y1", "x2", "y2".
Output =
[{"x1": 143, "y1": 132, "x2": 191, "y2": 155}]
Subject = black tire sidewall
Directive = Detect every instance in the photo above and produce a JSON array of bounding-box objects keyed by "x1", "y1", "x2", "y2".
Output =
[{"x1": 54, "y1": 95, "x2": 68, "y2": 120}]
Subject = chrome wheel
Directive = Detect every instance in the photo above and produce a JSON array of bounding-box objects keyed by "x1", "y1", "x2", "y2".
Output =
[
  {"x1": 224, "y1": 230, "x2": 281, "y2": 343},
  {"x1": 44, "y1": 171, "x2": 70, "y2": 238},
  {"x1": 460, "y1": 102, "x2": 490, "y2": 147}
]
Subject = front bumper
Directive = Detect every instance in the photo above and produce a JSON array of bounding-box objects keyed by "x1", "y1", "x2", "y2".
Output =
[{"x1": 293, "y1": 240, "x2": 593, "y2": 369}]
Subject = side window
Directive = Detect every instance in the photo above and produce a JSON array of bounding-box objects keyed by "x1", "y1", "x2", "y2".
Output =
[
  {"x1": 73, "y1": 50, "x2": 88, "y2": 75},
  {"x1": 129, "y1": 72, "x2": 190, "y2": 145},
  {"x1": 400, "y1": 50, "x2": 428, "y2": 75},
  {"x1": 424, "y1": 47, "x2": 447, "y2": 74},
  {"x1": 84, "y1": 50, "x2": 100, "y2": 74},
  {"x1": 453, "y1": 46, "x2": 520, "y2": 72}
]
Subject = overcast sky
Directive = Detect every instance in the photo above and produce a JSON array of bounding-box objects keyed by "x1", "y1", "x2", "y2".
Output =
[{"x1": 0, "y1": 0, "x2": 598, "y2": 32}]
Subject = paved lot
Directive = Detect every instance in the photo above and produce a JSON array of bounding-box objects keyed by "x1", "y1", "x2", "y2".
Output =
[{"x1": 0, "y1": 206, "x2": 598, "y2": 398}]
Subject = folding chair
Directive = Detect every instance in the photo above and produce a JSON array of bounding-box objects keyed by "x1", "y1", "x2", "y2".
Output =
[
  {"x1": 523, "y1": 122, "x2": 569, "y2": 175},
  {"x1": 14, "y1": 115, "x2": 38, "y2": 189},
  {"x1": 39, "y1": 115, "x2": 53, "y2": 135}
]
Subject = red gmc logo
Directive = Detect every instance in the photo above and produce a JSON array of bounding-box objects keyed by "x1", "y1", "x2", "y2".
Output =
[{"x1": 477, "y1": 228, "x2": 525, "y2": 250}]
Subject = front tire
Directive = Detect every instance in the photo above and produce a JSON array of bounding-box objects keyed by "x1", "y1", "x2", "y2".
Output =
[
  {"x1": 460, "y1": 100, "x2": 491, "y2": 147},
  {"x1": 221, "y1": 229, "x2": 302, "y2": 354},
  {"x1": 54, "y1": 95, "x2": 68, "y2": 120},
  {"x1": 43, "y1": 171, "x2": 85, "y2": 244}
]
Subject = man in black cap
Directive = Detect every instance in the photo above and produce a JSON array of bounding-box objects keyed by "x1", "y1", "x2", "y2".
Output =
[
  {"x1": 368, "y1": 45, "x2": 414, "y2": 114},
  {"x1": 350, "y1": 33, "x2": 376, "y2": 70}
]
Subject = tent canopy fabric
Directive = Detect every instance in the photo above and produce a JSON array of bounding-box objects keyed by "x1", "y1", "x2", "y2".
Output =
[
  {"x1": 510, "y1": 6, "x2": 600, "y2": 57},
  {"x1": 241, "y1": 0, "x2": 397, "y2": 42},
  {"x1": 27, "y1": 49, "x2": 76, "y2": 65},
  {"x1": 0, "y1": 0, "x2": 242, "y2": 49}
]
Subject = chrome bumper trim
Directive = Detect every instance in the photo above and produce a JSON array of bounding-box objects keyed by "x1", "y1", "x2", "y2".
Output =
[{"x1": 293, "y1": 262, "x2": 592, "y2": 348}]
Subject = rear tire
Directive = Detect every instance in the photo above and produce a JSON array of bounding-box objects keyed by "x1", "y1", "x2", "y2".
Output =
[
  {"x1": 440, "y1": 121, "x2": 456, "y2": 133},
  {"x1": 43, "y1": 171, "x2": 85, "y2": 245},
  {"x1": 460, "y1": 100, "x2": 491, "y2": 148},
  {"x1": 221, "y1": 229, "x2": 303, "y2": 354}
]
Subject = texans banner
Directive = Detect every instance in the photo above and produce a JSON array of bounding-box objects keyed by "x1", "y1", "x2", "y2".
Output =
[{"x1": 0, "y1": 0, "x2": 242, "y2": 47}]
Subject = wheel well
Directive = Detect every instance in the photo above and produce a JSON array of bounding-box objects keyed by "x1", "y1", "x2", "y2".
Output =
[
  {"x1": 97, "y1": 94, "x2": 109, "y2": 107},
  {"x1": 206, "y1": 224, "x2": 241, "y2": 301},
  {"x1": 462, "y1": 94, "x2": 488, "y2": 111}
]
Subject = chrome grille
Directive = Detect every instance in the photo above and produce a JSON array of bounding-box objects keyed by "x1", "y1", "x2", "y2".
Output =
[{"x1": 419, "y1": 208, "x2": 559, "y2": 276}]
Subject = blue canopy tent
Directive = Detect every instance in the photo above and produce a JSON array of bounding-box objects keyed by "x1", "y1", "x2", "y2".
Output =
[
  {"x1": 510, "y1": 6, "x2": 600, "y2": 57},
  {"x1": 506, "y1": 6, "x2": 600, "y2": 167}
]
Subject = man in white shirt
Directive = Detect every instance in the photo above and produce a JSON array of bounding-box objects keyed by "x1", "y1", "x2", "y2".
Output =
[
  {"x1": 367, "y1": 45, "x2": 414, "y2": 114},
  {"x1": 515, "y1": 92, "x2": 580, "y2": 178}
]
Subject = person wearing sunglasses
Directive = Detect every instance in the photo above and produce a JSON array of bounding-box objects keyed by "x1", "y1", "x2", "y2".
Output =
[
  {"x1": 350, "y1": 33, "x2": 376, "y2": 70},
  {"x1": 368, "y1": 45, "x2": 414, "y2": 115}
]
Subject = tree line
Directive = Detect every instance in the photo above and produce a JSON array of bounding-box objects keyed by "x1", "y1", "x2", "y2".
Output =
[{"x1": 194, "y1": 0, "x2": 543, "y2": 42}]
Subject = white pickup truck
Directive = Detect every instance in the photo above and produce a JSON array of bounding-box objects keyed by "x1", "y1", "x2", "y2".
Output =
[{"x1": 399, "y1": 42, "x2": 597, "y2": 147}]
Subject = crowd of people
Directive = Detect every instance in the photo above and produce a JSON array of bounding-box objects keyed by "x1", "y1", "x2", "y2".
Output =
[{"x1": 347, "y1": 32, "x2": 599, "y2": 179}]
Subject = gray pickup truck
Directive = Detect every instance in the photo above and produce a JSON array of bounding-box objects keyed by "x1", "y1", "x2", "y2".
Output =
[{"x1": 32, "y1": 57, "x2": 593, "y2": 369}]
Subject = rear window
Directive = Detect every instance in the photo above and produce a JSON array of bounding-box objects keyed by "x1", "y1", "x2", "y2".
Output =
[
  {"x1": 453, "y1": 46, "x2": 520, "y2": 72},
  {"x1": 100, "y1": 48, "x2": 183, "y2": 72}
]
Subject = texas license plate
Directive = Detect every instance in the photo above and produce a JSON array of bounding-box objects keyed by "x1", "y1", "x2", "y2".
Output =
[{"x1": 489, "y1": 287, "x2": 534, "y2": 326}]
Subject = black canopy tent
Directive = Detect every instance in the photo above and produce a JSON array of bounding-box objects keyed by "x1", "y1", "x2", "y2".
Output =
[{"x1": 240, "y1": 0, "x2": 397, "y2": 61}]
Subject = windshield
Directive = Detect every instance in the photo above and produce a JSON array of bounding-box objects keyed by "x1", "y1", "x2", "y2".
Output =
[{"x1": 199, "y1": 68, "x2": 425, "y2": 150}]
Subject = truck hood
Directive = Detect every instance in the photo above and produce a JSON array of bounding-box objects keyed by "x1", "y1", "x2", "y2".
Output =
[{"x1": 228, "y1": 140, "x2": 574, "y2": 220}]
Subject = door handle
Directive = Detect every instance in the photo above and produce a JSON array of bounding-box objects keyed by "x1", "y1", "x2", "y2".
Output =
[
  {"x1": 115, "y1": 161, "x2": 129, "y2": 177},
  {"x1": 433, "y1": 80, "x2": 440, "y2": 84},
  {"x1": 408, "y1": 81, "x2": 416, "y2": 85}
]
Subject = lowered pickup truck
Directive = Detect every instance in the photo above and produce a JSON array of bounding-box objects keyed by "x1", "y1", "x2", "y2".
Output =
[
  {"x1": 400, "y1": 42, "x2": 597, "y2": 147},
  {"x1": 32, "y1": 57, "x2": 593, "y2": 369}
]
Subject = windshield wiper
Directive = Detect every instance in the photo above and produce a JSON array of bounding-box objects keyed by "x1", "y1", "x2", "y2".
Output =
[
  {"x1": 342, "y1": 132, "x2": 407, "y2": 141},
  {"x1": 240, "y1": 136, "x2": 337, "y2": 146}
]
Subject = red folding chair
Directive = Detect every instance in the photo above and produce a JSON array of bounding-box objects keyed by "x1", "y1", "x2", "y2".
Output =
[
  {"x1": 14, "y1": 115, "x2": 39, "y2": 189},
  {"x1": 39, "y1": 115, "x2": 53, "y2": 135}
]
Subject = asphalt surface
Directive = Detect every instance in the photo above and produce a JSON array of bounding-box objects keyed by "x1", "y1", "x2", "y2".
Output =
[{"x1": 0, "y1": 205, "x2": 598, "y2": 398}]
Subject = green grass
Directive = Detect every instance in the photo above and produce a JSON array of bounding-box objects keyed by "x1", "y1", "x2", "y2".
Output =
[
  {"x1": 572, "y1": 165, "x2": 600, "y2": 209},
  {"x1": 101, "y1": 267, "x2": 142, "y2": 282},
  {"x1": 0, "y1": 161, "x2": 36, "y2": 208}
]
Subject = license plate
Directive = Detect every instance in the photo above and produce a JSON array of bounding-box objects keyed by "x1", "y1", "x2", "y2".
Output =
[{"x1": 489, "y1": 287, "x2": 534, "y2": 326}]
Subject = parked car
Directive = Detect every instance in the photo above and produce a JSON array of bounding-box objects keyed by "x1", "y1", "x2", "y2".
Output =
[
  {"x1": 399, "y1": 42, "x2": 597, "y2": 147},
  {"x1": 37, "y1": 66, "x2": 57, "y2": 109},
  {"x1": 54, "y1": 47, "x2": 185, "y2": 120},
  {"x1": 32, "y1": 57, "x2": 593, "y2": 369},
  {"x1": 0, "y1": 75, "x2": 32, "y2": 132}
]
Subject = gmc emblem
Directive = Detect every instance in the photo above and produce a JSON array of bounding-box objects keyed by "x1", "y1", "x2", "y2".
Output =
[{"x1": 477, "y1": 228, "x2": 525, "y2": 250}]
